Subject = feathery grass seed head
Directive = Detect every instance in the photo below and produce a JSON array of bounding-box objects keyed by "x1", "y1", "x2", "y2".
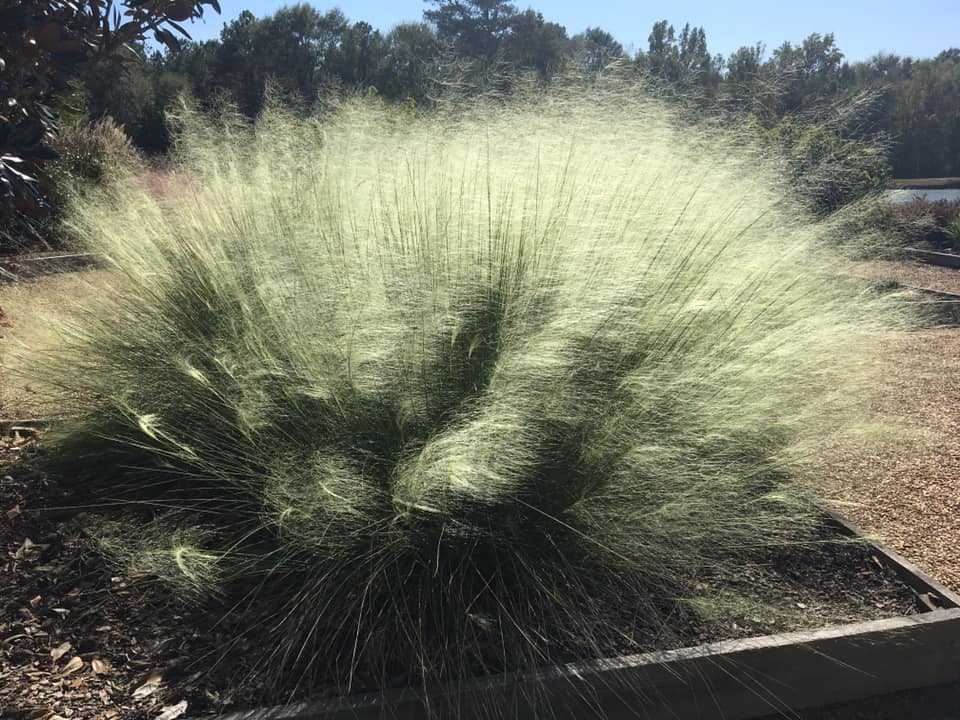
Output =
[{"x1": 33, "y1": 86, "x2": 914, "y2": 700}]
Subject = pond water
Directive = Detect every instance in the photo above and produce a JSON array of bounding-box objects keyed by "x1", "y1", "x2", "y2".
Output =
[{"x1": 884, "y1": 188, "x2": 960, "y2": 204}]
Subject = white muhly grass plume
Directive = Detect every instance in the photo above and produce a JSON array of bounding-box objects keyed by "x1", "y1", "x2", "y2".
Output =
[{"x1": 36, "y1": 87, "x2": 912, "y2": 700}]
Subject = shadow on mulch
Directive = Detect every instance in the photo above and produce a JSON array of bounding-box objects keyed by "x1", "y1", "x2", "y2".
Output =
[{"x1": 0, "y1": 430, "x2": 939, "y2": 720}]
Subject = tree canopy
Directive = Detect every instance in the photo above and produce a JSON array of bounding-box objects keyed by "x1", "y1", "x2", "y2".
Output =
[
  {"x1": 424, "y1": 0, "x2": 518, "y2": 61},
  {"x1": 5, "y1": 0, "x2": 959, "y2": 251}
]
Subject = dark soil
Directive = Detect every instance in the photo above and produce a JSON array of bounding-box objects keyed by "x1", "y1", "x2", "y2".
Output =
[{"x1": 0, "y1": 431, "x2": 929, "y2": 720}]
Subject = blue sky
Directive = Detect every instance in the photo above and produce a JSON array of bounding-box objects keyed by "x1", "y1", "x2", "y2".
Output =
[{"x1": 181, "y1": 0, "x2": 958, "y2": 62}]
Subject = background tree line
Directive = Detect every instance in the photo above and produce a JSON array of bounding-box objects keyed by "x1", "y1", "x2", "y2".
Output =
[
  {"x1": 78, "y1": 0, "x2": 960, "y2": 180},
  {"x1": 4, "y1": 0, "x2": 958, "y2": 252},
  {"x1": 0, "y1": 0, "x2": 218, "y2": 247}
]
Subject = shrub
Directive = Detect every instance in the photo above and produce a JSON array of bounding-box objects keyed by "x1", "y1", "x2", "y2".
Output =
[
  {"x1": 0, "y1": 0, "x2": 214, "y2": 253},
  {"x1": 4, "y1": 117, "x2": 143, "y2": 253},
  {"x1": 764, "y1": 116, "x2": 891, "y2": 216},
  {"x1": 946, "y1": 218, "x2": 960, "y2": 248},
  {"x1": 50, "y1": 116, "x2": 140, "y2": 186},
  {"x1": 879, "y1": 196, "x2": 960, "y2": 252},
  {"x1": 35, "y1": 90, "x2": 912, "y2": 701}
]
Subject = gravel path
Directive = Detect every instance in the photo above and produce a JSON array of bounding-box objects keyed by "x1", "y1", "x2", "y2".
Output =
[
  {"x1": 854, "y1": 259, "x2": 960, "y2": 294},
  {"x1": 819, "y1": 323, "x2": 960, "y2": 592},
  {"x1": 817, "y1": 261, "x2": 960, "y2": 593}
]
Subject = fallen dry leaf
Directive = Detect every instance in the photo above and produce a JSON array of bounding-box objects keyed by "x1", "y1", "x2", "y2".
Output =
[
  {"x1": 91, "y1": 658, "x2": 111, "y2": 675},
  {"x1": 50, "y1": 641, "x2": 72, "y2": 662},
  {"x1": 155, "y1": 700, "x2": 188, "y2": 720},
  {"x1": 30, "y1": 594, "x2": 42, "y2": 607},
  {"x1": 62, "y1": 656, "x2": 83, "y2": 675},
  {"x1": 6, "y1": 503, "x2": 20, "y2": 519},
  {"x1": 14, "y1": 537, "x2": 49, "y2": 560},
  {"x1": 14, "y1": 537, "x2": 34, "y2": 559},
  {"x1": 132, "y1": 668, "x2": 164, "y2": 699}
]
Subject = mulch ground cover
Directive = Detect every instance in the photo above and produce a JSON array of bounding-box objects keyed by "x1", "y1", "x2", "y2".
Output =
[
  {"x1": 0, "y1": 437, "x2": 266, "y2": 720},
  {"x1": 855, "y1": 258, "x2": 960, "y2": 295},
  {"x1": 2, "y1": 267, "x2": 954, "y2": 719},
  {"x1": 1, "y1": 430, "x2": 929, "y2": 720},
  {"x1": 820, "y1": 326, "x2": 960, "y2": 591}
]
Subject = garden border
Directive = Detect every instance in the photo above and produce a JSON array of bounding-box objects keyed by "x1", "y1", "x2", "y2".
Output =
[
  {"x1": 902, "y1": 285, "x2": 960, "y2": 326},
  {"x1": 0, "y1": 252, "x2": 96, "y2": 282},
  {"x1": 207, "y1": 510, "x2": 960, "y2": 720},
  {"x1": 906, "y1": 249, "x2": 960, "y2": 270}
]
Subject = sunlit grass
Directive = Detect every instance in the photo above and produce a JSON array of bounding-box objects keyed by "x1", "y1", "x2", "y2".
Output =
[{"x1": 31, "y1": 86, "x2": 913, "y2": 700}]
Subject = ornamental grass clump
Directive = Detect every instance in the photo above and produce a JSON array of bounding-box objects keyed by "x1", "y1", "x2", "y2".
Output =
[{"x1": 36, "y1": 89, "x2": 910, "y2": 698}]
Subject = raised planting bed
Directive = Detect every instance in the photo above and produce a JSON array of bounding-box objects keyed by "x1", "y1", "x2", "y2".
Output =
[
  {"x1": 206, "y1": 513, "x2": 960, "y2": 720},
  {"x1": 3, "y1": 449, "x2": 958, "y2": 720},
  {"x1": 906, "y1": 248, "x2": 960, "y2": 270},
  {"x1": 0, "y1": 252, "x2": 96, "y2": 282},
  {"x1": 900, "y1": 285, "x2": 960, "y2": 326}
]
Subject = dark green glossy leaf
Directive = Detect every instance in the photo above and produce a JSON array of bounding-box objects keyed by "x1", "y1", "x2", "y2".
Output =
[{"x1": 166, "y1": 19, "x2": 192, "y2": 39}]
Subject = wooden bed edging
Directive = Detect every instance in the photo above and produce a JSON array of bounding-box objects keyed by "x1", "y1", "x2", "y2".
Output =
[
  {"x1": 0, "y1": 251, "x2": 96, "y2": 282},
  {"x1": 905, "y1": 248, "x2": 960, "y2": 269},
  {"x1": 889, "y1": 178, "x2": 960, "y2": 190},
  {"x1": 205, "y1": 510, "x2": 960, "y2": 720},
  {"x1": 818, "y1": 504, "x2": 960, "y2": 610},
  {"x1": 212, "y1": 609, "x2": 960, "y2": 720}
]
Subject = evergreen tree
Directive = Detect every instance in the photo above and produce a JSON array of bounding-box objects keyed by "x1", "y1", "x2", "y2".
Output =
[{"x1": 423, "y1": 0, "x2": 518, "y2": 62}]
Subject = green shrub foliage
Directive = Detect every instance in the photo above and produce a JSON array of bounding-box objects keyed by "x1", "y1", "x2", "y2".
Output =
[
  {"x1": 51, "y1": 116, "x2": 140, "y2": 186},
  {"x1": 878, "y1": 196, "x2": 960, "y2": 253},
  {"x1": 0, "y1": 0, "x2": 215, "y2": 250},
  {"x1": 38, "y1": 90, "x2": 911, "y2": 700}
]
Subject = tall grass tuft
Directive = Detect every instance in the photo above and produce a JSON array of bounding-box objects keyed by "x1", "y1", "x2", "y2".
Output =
[{"x1": 33, "y1": 87, "x2": 913, "y2": 700}]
